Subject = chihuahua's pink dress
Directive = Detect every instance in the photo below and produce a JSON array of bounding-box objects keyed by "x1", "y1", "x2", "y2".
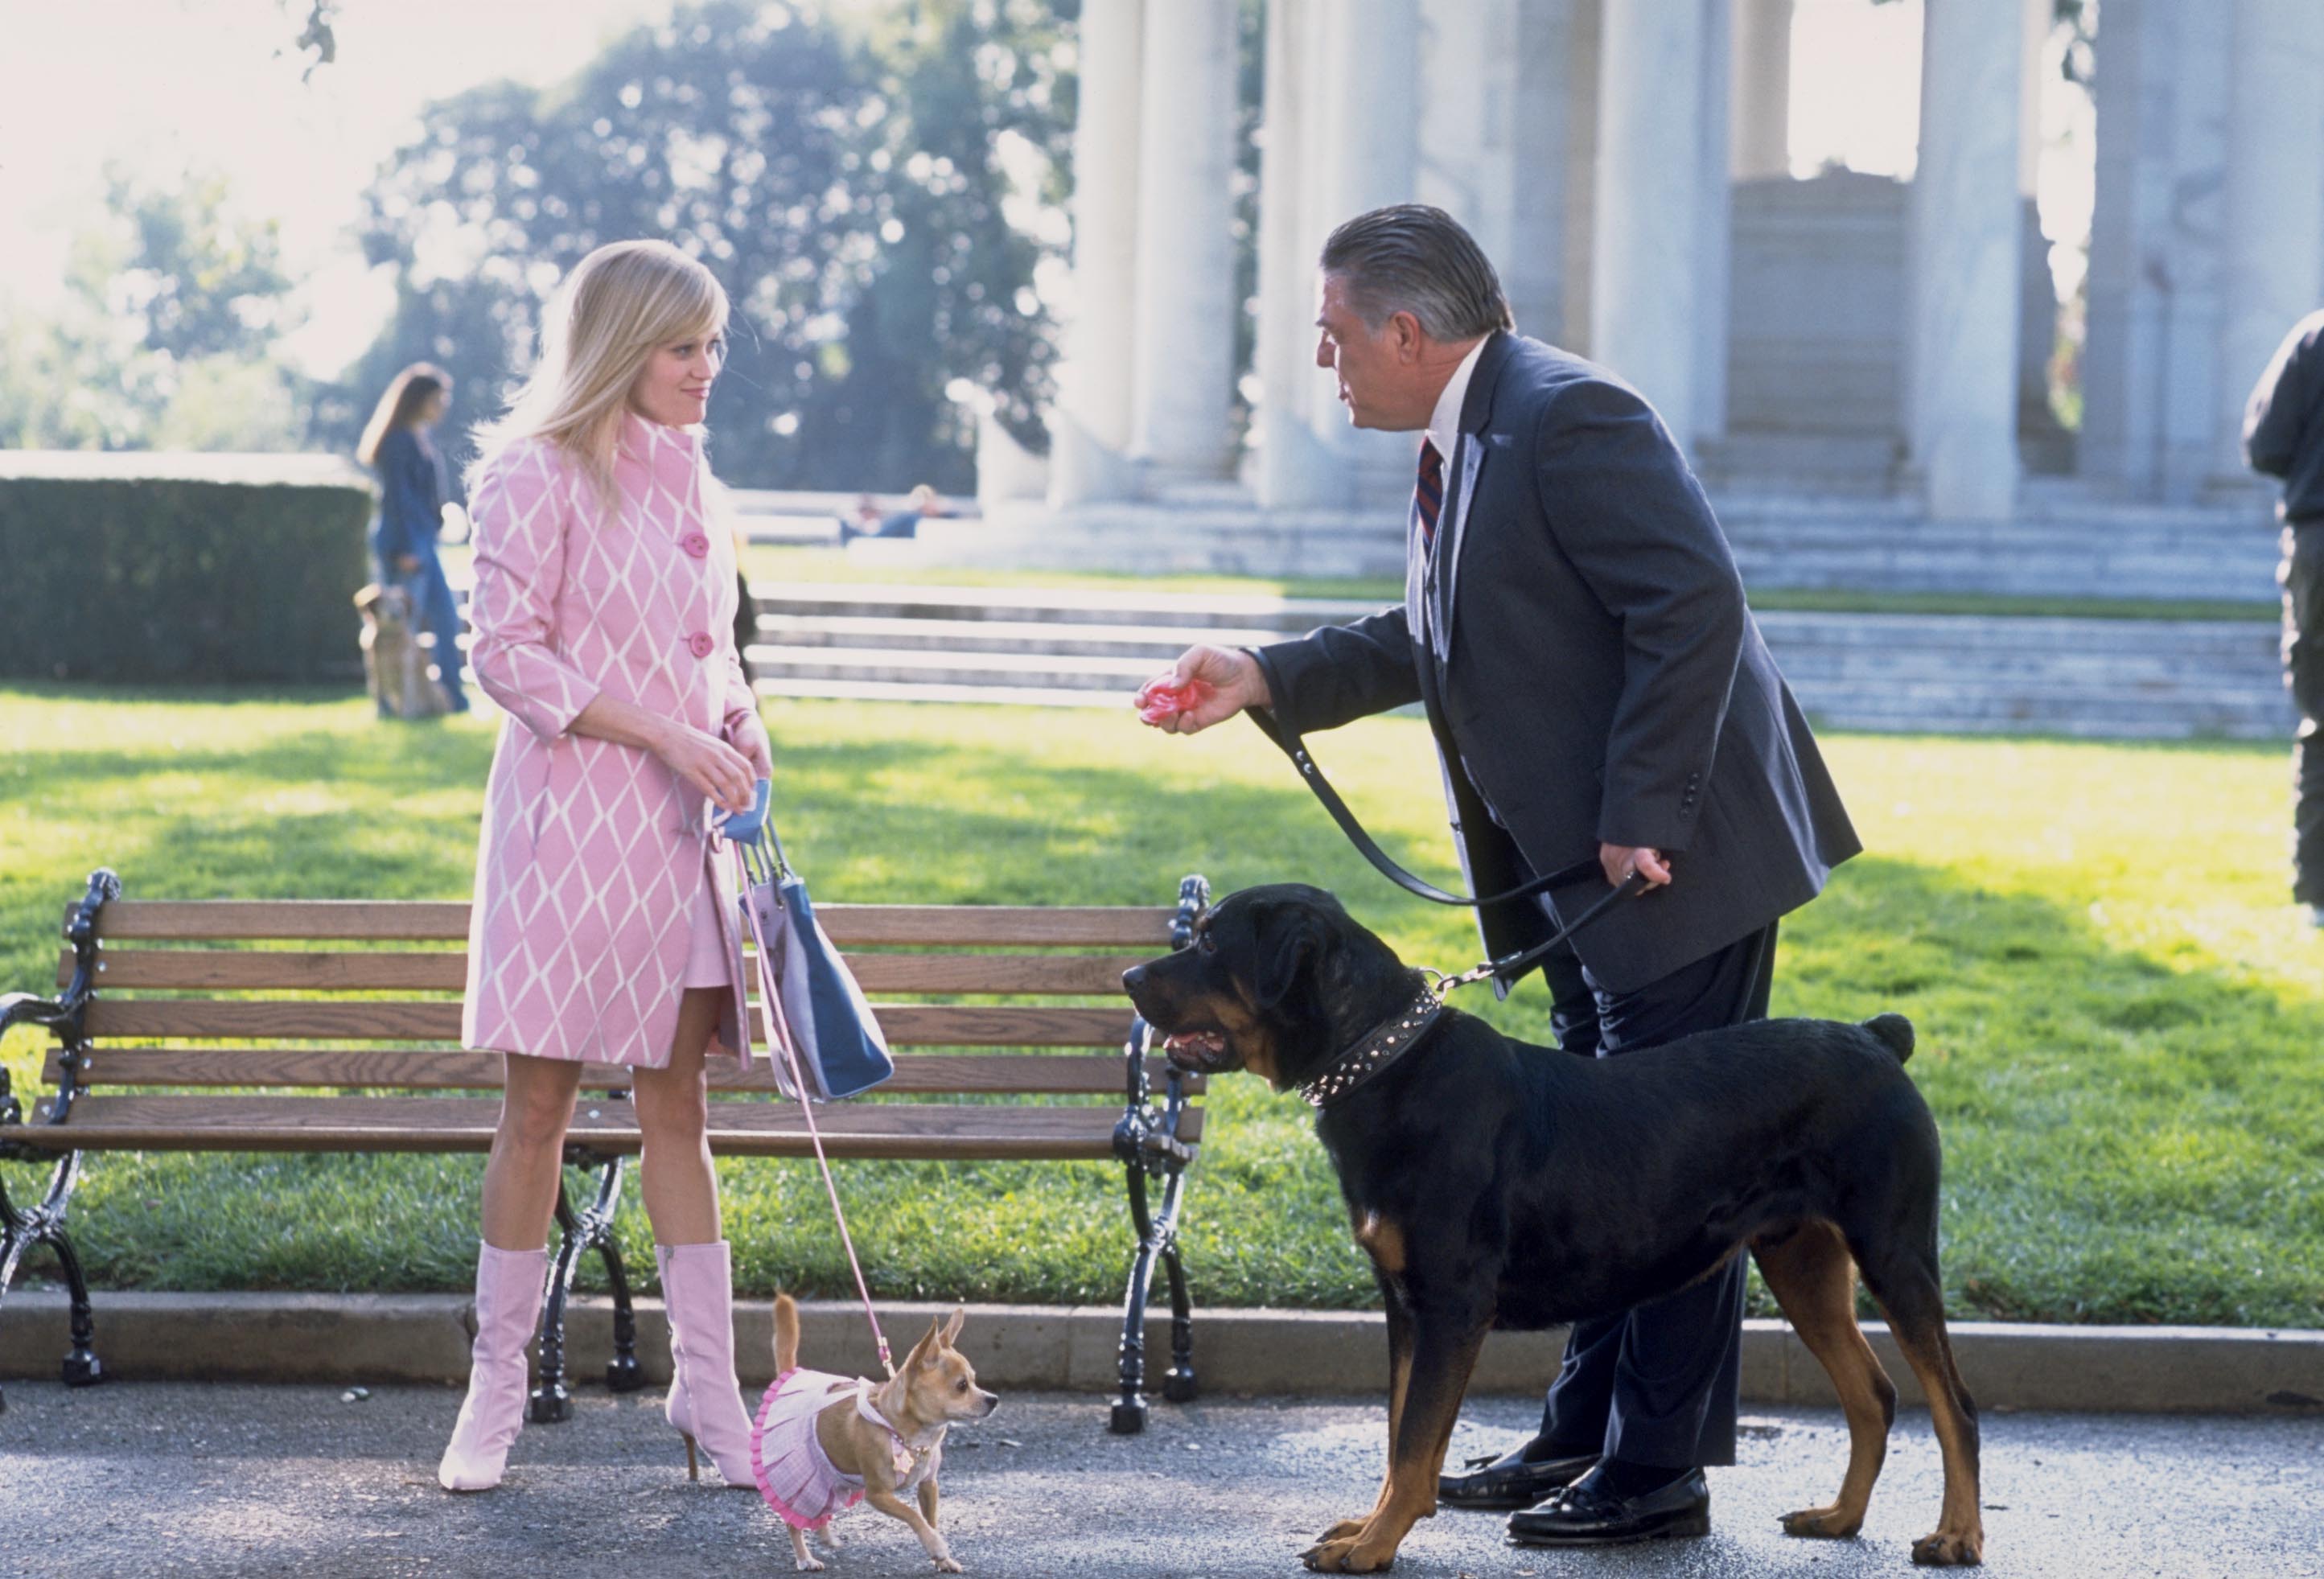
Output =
[
  {"x1": 460, "y1": 412, "x2": 767, "y2": 1068},
  {"x1": 750, "y1": 1368, "x2": 870, "y2": 1530}
]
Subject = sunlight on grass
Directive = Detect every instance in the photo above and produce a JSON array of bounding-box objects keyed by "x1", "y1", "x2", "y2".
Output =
[{"x1": 2, "y1": 686, "x2": 2318, "y2": 1326}]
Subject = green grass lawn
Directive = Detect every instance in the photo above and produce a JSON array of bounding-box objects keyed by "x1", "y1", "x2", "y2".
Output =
[{"x1": 2, "y1": 685, "x2": 2319, "y2": 1327}]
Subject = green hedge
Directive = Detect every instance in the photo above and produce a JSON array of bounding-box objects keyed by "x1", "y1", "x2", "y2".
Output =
[{"x1": 0, "y1": 459, "x2": 373, "y2": 682}]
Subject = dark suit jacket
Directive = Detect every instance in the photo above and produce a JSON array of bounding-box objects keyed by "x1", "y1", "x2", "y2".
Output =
[{"x1": 1250, "y1": 331, "x2": 1860, "y2": 995}]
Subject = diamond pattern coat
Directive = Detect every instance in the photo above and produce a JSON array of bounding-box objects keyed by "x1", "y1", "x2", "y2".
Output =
[{"x1": 460, "y1": 413, "x2": 767, "y2": 1068}]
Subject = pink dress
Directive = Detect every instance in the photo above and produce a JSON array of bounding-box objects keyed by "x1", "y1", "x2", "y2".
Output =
[
  {"x1": 459, "y1": 411, "x2": 767, "y2": 1069},
  {"x1": 751, "y1": 1368, "x2": 869, "y2": 1530}
]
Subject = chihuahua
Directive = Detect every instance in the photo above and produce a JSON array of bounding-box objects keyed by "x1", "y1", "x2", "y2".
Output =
[{"x1": 752, "y1": 1293, "x2": 999, "y2": 1573}]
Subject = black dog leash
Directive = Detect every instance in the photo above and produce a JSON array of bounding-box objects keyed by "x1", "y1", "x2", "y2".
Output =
[{"x1": 1246, "y1": 705, "x2": 1649, "y2": 993}]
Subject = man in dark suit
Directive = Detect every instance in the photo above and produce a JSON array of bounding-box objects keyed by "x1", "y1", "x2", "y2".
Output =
[{"x1": 1146, "y1": 205, "x2": 1861, "y2": 1548}]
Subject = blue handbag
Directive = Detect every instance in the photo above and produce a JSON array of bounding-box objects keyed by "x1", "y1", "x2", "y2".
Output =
[{"x1": 722, "y1": 781, "x2": 894, "y2": 1100}]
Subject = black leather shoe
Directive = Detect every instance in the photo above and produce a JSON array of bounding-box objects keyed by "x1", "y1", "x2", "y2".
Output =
[
  {"x1": 1436, "y1": 1441, "x2": 1598, "y2": 1511},
  {"x1": 1505, "y1": 1466, "x2": 1711, "y2": 1547}
]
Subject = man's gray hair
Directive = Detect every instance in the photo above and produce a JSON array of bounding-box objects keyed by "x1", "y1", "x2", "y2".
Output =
[{"x1": 1320, "y1": 204, "x2": 1514, "y2": 341}]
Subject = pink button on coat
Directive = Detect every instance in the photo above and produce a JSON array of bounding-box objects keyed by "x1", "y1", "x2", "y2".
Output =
[{"x1": 460, "y1": 413, "x2": 766, "y2": 1069}]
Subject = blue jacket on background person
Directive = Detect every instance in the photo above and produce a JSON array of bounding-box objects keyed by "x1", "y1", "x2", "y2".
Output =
[{"x1": 358, "y1": 363, "x2": 470, "y2": 713}]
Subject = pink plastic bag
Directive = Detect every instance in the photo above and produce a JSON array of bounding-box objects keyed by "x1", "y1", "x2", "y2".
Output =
[{"x1": 1135, "y1": 676, "x2": 1215, "y2": 725}]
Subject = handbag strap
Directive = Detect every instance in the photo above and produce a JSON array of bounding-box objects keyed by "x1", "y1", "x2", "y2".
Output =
[
  {"x1": 1244, "y1": 705, "x2": 1603, "y2": 904},
  {"x1": 734, "y1": 845, "x2": 895, "y2": 1380}
]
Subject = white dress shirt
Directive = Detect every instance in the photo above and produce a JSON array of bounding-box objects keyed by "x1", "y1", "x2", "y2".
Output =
[{"x1": 1425, "y1": 335, "x2": 1491, "y2": 463}]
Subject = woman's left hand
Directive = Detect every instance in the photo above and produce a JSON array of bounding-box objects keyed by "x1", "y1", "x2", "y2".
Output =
[{"x1": 730, "y1": 714, "x2": 774, "y2": 779}]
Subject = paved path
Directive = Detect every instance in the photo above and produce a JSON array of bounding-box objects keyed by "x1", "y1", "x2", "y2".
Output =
[{"x1": 2, "y1": 1383, "x2": 2318, "y2": 1577}]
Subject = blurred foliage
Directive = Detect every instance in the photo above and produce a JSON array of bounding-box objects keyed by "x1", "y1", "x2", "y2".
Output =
[
  {"x1": 0, "y1": 166, "x2": 308, "y2": 453},
  {"x1": 316, "y1": 0, "x2": 1077, "y2": 491},
  {"x1": 0, "y1": 472, "x2": 369, "y2": 682}
]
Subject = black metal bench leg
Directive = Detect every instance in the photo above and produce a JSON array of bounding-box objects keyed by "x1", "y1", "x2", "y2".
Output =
[
  {"x1": 49, "y1": 1223, "x2": 101, "y2": 1388},
  {"x1": 595, "y1": 1196, "x2": 646, "y2": 1395},
  {"x1": 0, "y1": 1153, "x2": 101, "y2": 1412},
  {"x1": 1158, "y1": 1173, "x2": 1196, "y2": 1404},
  {"x1": 0, "y1": 1172, "x2": 29, "y2": 1415},
  {"x1": 530, "y1": 1178, "x2": 586, "y2": 1425},
  {"x1": 1112, "y1": 1165, "x2": 1160, "y2": 1434}
]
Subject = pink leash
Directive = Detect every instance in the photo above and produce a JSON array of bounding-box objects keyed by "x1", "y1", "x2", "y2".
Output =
[{"x1": 737, "y1": 848, "x2": 895, "y2": 1380}]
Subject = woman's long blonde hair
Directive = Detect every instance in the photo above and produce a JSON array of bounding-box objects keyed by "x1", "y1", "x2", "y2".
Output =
[{"x1": 470, "y1": 239, "x2": 730, "y2": 503}]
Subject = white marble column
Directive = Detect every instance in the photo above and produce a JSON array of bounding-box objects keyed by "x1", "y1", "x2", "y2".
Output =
[
  {"x1": 1308, "y1": 0, "x2": 1421, "y2": 492},
  {"x1": 1416, "y1": 0, "x2": 1573, "y2": 342},
  {"x1": 1591, "y1": 0, "x2": 1713, "y2": 448},
  {"x1": 2215, "y1": 0, "x2": 2324, "y2": 477},
  {"x1": 1730, "y1": 0, "x2": 1791, "y2": 181},
  {"x1": 1695, "y1": 0, "x2": 1734, "y2": 445},
  {"x1": 1048, "y1": 0, "x2": 1144, "y2": 506},
  {"x1": 1906, "y1": 0, "x2": 2024, "y2": 520},
  {"x1": 1127, "y1": 0, "x2": 1239, "y2": 481},
  {"x1": 1253, "y1": 0, "x2": 1335, "y2": 508}
]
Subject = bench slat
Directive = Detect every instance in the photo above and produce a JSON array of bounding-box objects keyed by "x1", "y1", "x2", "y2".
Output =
[
  {"x1": 14, "y1": 1095, "x2": 1202, "y2": 1161},
  {"x1": 60, "y1": 948, "x2": 1141, "y2": 997},
  {"x1": 81, "y1": 1000, "x2": 1135, "y2": 1047},
  {"x1": 72, "y1": 901, "x2": 1180, "y2": 948},
  {"x1": 48, "y1": 1046, "x2": 1197, "y2": 1097}
]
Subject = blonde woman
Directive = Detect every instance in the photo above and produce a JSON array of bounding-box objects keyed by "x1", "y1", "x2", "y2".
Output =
[{"x1": 438, "y1": 240, "x2": 770, "y2": 1492}]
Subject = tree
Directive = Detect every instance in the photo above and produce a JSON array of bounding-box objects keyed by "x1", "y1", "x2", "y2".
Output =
[
  {"x1": 0, "y1": 165, "x2": 306, "y2": 452},
  {"x1": 328, "y1": 0, "x2": 1073, "y2": 491}
]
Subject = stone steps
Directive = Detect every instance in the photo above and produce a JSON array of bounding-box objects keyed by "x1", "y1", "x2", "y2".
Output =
[
  {"x1": 747, "y1": 587, "x2": 2293, "y2": 739},
  {"x1": 907, "y1": 487, "x2": 2285, "y2": 603}
]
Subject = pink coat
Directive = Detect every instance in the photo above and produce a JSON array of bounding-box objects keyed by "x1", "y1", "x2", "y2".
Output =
[{"x1": 459, "y1": 412, "x2": 767, "y2": 1069}]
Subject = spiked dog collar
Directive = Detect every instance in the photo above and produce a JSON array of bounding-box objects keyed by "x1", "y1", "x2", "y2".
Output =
[{"x1": 1297, "y1": 987, "x2": 1446, "y2": 1108}]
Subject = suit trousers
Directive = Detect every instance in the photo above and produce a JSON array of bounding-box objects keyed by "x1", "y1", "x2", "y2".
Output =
[
  {"x1": 1532, "y1": 919, "x2": 1779, "y2": 1470},
  {"x1": 2282, "y1": 524, "x2": 2324, "y2": 904}
]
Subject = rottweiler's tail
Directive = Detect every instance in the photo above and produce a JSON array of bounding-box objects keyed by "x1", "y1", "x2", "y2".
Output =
[{"x1": 1863, "y1": 1014, "x2": 1915, "y2": 1063}]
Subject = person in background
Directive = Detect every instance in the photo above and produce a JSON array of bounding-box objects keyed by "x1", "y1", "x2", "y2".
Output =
[
  {"x1": 358, "y1": 362, "x2": 470, "y2": 713},
  {"x1": 2244, "y1": 308, "x2": 2324, "y2": 929},
  {"x1": 838, "y1": 483, "x2": 950, "y2": 544}
]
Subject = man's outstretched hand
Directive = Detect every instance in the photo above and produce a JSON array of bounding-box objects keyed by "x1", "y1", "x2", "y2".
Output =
[{"x1": 1136, "y1": 645, "x2": 1271, "y2": 735}]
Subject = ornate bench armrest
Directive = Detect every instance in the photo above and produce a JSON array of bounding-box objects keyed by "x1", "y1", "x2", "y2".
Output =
[{"x1": 0, "y1": 992, "x2": 74, "y2": 1038}]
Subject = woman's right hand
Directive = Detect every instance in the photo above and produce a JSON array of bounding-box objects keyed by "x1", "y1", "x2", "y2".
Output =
[{"x1": 656, "y1": 722, "x2": 758, "y2": 814}]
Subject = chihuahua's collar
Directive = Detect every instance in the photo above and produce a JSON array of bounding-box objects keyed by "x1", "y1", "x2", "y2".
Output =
[
  {"x1": 856, "y1": 1381, "x2": 940, "y2": 1478},
  {"x1": 1298, "y1": 987, "x2": 1446, "y2": 1108}
]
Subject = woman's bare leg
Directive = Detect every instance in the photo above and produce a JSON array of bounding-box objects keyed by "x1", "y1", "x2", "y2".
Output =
[
  {"x1": 479, "y1": 1053, "x2": 584, "y2": 1251},
  {"x1": 630, "y1": 987, "x2": 726, "y2": 1245}
]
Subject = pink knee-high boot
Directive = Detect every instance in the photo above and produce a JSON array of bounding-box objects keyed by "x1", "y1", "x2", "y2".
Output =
[
  {"x1": 657, "y1": 1240, "x2": 758, "y2": 1486},
  {"x1": 437, "y1": 1241, "x2": 548, "y2": 1491}
]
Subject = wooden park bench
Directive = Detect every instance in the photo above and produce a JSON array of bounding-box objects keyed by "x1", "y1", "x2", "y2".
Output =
[{"x1": 0, "y1": 868, "x2": 1208, "y2": 1433}]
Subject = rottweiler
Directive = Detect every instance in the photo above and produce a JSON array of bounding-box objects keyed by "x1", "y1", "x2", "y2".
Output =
[{"x1": 1122, "y1": 883, "x2": 1981, "y2": 1573}]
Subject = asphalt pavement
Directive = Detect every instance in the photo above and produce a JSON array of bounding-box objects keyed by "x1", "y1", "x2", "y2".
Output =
[{"x1": 1, "y1": 1381, "x2": 2318, "y2": 1578}]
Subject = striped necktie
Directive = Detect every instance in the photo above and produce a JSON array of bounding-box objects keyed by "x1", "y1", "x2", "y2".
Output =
[{"x1": 1415, "y1": 438, "x2": 1444, "y2": 551}]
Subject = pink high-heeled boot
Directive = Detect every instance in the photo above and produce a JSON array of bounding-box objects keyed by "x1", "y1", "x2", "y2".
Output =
[
  {"x1": 657, "y1": 1240, "x2": 759, "y2": 1486},
  {"x1": 437, "y1": 1241, "x2": 547, "y2": 1491}
]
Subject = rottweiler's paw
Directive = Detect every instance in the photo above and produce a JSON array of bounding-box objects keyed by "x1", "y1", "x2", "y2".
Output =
[
  {"x1": 1780, "y1": 1504, "x2": 1863, "y2": 1539},
  {"x1": 1299, "y1": 1534, "x2": 1399, "y2": 1573},
  {"x1": 1314, "y1": 1518, "x2": 1368, "y2": 1544},
  {"x1": 1911, "y1": 1528, "x2": 1984, "y2": 1566}
]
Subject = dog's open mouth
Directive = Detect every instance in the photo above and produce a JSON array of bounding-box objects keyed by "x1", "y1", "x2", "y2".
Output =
[{"x1": 1158, "y1": 1027, "x2": 1228, "y2": 1069}]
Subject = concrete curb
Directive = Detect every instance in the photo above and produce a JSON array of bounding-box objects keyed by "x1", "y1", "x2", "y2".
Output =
[{"x1": 4, "y1": 1291, "x2": 2319, "y2": 1414}]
